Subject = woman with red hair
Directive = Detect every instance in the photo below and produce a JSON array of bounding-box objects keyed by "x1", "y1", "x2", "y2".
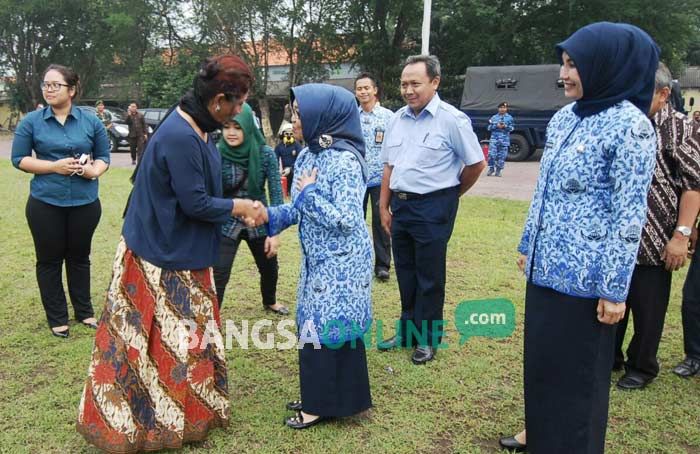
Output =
[{"x1": 77, "y1": 55, "x2": 260, "y2": 452}]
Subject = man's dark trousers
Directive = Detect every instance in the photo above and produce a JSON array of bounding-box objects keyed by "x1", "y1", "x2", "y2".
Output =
[
  {"x1": 682, "y1": 246, "x2": 700, "y2": 361},
  {"x1": 364, "y1": 185, "x2": 392, "y2": 274},
  {"x1": 614, "y1": 265, "x2": 672, "y2": 379},
  {"x1": 390, "y1": 185, "x2": 459, "y2": 347}
]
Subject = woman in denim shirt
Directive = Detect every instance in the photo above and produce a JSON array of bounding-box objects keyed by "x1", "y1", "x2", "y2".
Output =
[
  {"x1": 259, "y1": 84, "x2": 373, "y2": 429},
  {"x1": 499, "y1": 23, "x2": 660, "y2": 453},
  {"x1": 11, "y1": 64, "x2": 110, "y2": 338}
]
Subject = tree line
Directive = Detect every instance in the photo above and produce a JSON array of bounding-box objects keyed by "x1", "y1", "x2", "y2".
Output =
[{"x1": 1, "y1": 0, "x2": 698, "y2": 136}]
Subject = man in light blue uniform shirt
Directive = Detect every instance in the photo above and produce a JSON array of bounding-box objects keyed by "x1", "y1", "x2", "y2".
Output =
[
  {"x1": 356, "y1": 72, "x2": 394, "y2": 281},
  {"x1": 377, "y1": 55, "x2": 485, "y2": 364}
]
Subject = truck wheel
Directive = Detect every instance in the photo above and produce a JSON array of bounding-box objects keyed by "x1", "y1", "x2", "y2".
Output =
[
  {"x1": 507, "y1": 134, "x2": 532, "y2": 162},
  {"x1": 109, "y1": 133, "x2": 119, "y2": 153}
]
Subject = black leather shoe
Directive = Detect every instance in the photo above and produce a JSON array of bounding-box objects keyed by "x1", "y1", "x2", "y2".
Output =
[
  {"x1": 51, "y1": 328, "x2": 69, "y2": 339},
  {"x1": 286, "y1": 400, "x2": 302, "y2": 411},
  {"x1": 375, "y1": 269, "x2": 390, "y2": 282},
  {"x1": 377, "y1": 335, "x2": 404, "y2": 351},
  {"x1": 499, "y1": 435, "x2": 527, "y2": 452},
  {"x1": 672, "y1": 357, "x2": 700, "y2": 378},
  {"x1": 265, "y1": 305, "x2": 290, "y2": 316},
  {"x1": 411, "y1": 346, "x2": 435, "y2": 365},
  {"x1": 285, "y1": 412, "x2": 326, "y2": 430},
  {"x1": 616, "y1": 372, "x2": 653, "y2": 390}
]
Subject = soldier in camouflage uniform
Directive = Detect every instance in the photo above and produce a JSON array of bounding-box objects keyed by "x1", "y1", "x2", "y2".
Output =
[
  {"x1": 487, "y1": 102, "x2": 514, "y2": 177},
  {"x1": 95, "y1": 100, "x2": 112, "y2": 130}
]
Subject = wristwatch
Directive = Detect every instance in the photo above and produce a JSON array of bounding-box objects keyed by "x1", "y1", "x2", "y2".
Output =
[{"x1": 676, "y1": 226, "x2": 692, "y2": 237}]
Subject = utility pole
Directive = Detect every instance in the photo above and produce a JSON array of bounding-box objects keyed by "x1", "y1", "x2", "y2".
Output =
[{"x1": 421, "y1": 0, "x2": 432, "y2": 55}]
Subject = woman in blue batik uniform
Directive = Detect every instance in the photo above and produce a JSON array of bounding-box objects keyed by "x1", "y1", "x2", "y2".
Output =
[
  {"x1": 498, "y1": 23, "x2": 660, "y2": 453},
  {"x1": 260, "y1": 84, "x2": 373, "y2": 429}
]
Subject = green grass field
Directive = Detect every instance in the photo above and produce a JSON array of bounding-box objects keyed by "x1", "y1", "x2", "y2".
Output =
[{"x1": 0, "y1": 160, "x2": 698, "y2": 453}]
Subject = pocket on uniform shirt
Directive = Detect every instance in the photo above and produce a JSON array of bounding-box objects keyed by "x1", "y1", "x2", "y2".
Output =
[
  {"x1": 417, "y1": 137, "x2": 447, "y2": 167},
  {"x1": 384, "y1": 137, "x2": 403, "y2": 165}
]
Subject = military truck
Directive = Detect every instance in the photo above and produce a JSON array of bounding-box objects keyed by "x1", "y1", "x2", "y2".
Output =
[{"x1": 460, "y1": 64, "x2": 569, "y2": 161}]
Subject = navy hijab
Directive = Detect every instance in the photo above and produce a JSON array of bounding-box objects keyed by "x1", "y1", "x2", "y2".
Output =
[
  {"x1": 290, "y1": 84, "x2": 368, "y2": 181},
  {"x1": 556, "y1": 22, "x2": 660, "y2": 118}
]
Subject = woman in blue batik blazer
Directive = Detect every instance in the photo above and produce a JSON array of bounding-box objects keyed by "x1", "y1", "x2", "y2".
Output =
[
  {"x1": 499, "y1": 23, "x2": 660, "y2": 454},
  {"x1": 261, "y1": 84, "x2": 373, "y2": 430}
]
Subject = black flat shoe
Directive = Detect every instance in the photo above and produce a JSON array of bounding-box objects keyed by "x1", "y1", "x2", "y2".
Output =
[
  {"x1": 499, "y1": 435, "x2": 527, "y2": 452},
  {"x1": 375, "y1": 269, "x2": 390, "y2": 282},
  {"x1": 377, "y1": 335, "x2": 404, "y2": 351},
  {"x1": 616, "y1": 372, "x2": 653, "y2": 390},
  {"x1": 286, "y1": 400, "x2": 303, "y2": 411},
  {"x1": 81, "y1": 321, "x2": 98, "y2": 329},
  {"x1": 51, "y1": 328, "x2": 69, "y2": 339},
  {"x1": 265, "y1": 305, "x2": 290, "y2": 316},
  {"x1": 411, "y1": 346, "x2": 435, "y2": 365},
  {"x1": 672, "y1": 357, "x2": 700, "y2": 378},
  {"x1": 285, "y1": 411, "x2": 326, "y2": 430}
]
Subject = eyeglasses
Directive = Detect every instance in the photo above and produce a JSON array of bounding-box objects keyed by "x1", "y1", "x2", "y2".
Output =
[{"x1": 40, "y1": 82, "x2": 71, "y2": 92}]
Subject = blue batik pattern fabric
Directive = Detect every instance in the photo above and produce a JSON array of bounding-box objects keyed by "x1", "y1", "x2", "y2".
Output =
[
  {"x1": 518, "y1": 101, "x2": 656, "y2": 303},
  {"x1": 488, "y1": 113, "x2": 514, "y2": 170},
  {"x1": 359, "y1": 104, "x2": 394, "y2": 188},
  {"x1": 266, "y1": 147, "x2": 373, "y2": 344}
]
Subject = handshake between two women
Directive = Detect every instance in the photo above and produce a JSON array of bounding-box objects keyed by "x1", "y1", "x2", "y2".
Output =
[
  {"x1": 232, "y1": 168, "x2": 318, "y2": 228},
  {"x1": 232, "y1": 199, "x2": 268, "y2": 227}
]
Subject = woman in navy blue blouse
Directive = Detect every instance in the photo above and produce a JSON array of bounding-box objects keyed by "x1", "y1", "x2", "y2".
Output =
[
  {"x1": 77, "y1": 55, "x2": 264, "y2": 453},
  {"x1": 12, "y1": 64, "x2": 111, "y2": 338}
]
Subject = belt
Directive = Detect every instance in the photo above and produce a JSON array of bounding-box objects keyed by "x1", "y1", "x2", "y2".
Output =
[{"x1": 392, "y1": 186, "x2": 458, "y2": 200}]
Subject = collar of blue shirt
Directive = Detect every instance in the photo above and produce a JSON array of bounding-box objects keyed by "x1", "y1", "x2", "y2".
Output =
[
  {"x1": 401, "y1": 93, "x2": 441, "y2": 120},
  {"x1": 41, "y1": 104, "x2": 82, "y2": 121},
  {"x1": 358, "y1": 101, "x2": 384, "y2": 116}
]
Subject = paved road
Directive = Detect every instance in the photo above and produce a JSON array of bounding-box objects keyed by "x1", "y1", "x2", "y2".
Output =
[{"x1": 0, "y1": 136, "x2": 541, "y2": 202}]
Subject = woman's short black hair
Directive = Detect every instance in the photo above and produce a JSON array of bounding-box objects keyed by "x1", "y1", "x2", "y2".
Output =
[
  {"x1": 194, "y1": 54, "x2": 253, "y2": 104},
  {"x1": 42, "y1": 64, "x2": 80, "y2": 100}
]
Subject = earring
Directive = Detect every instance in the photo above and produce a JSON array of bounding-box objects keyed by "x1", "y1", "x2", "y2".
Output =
[{"x1": 215, "y1": 104, "x2": 221, "y2": 112}]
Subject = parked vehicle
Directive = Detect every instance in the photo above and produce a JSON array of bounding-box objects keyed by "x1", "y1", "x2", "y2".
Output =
[
  {"x1": 460, "y1": 64, "x2": 569, "y2": 161},
  {"x1": 139, "y1": 107, "x2": 168, "y2": 132},
  {"x1": 79, "y1": 105, "x2": 130, "y2": 153}
]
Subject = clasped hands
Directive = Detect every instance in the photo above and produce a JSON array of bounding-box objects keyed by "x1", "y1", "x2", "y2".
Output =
[
  {"x1": 53, "y1": 156, "x2": 98, "y2": 179},
  {"x1": 233, "y1": 199, "x2": 268, "y2": 227},
  {"x1": 233, "y1": 169, "x2": 318, "y2": 228}
]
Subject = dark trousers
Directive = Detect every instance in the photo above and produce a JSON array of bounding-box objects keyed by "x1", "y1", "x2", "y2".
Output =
[
  {"x1": 614, "y1": 265, "x2": 672, "y2": 379},
  {"x1": 524, "y1": 282, "x2": 615, "y2": 454},
  {"x1": 363, "y1": 185, "x2": 391, "y2": 273},
  {"x1": 390, "y1": 186, "x2": 459, "y2": 346},
  {"x1": 682, "y1": 246, "x2": 700, "y2": 361},
  {"x1": 25, "y1": 196, "x2": 101, "y2": 328},
  {"x1": 213, "y1": 232, "x2": 278, "y2": 308},
  {"x1": 128, "y1": 136, "x2": 145, "y2": 162},
  {"x1": 286, "y1": 169, "x2": 295, "y2": 197}
]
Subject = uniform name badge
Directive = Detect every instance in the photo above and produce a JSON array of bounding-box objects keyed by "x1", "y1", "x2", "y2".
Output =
[{"x1": 374, "y1": 127, "x2": 385, "y2": 145}]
